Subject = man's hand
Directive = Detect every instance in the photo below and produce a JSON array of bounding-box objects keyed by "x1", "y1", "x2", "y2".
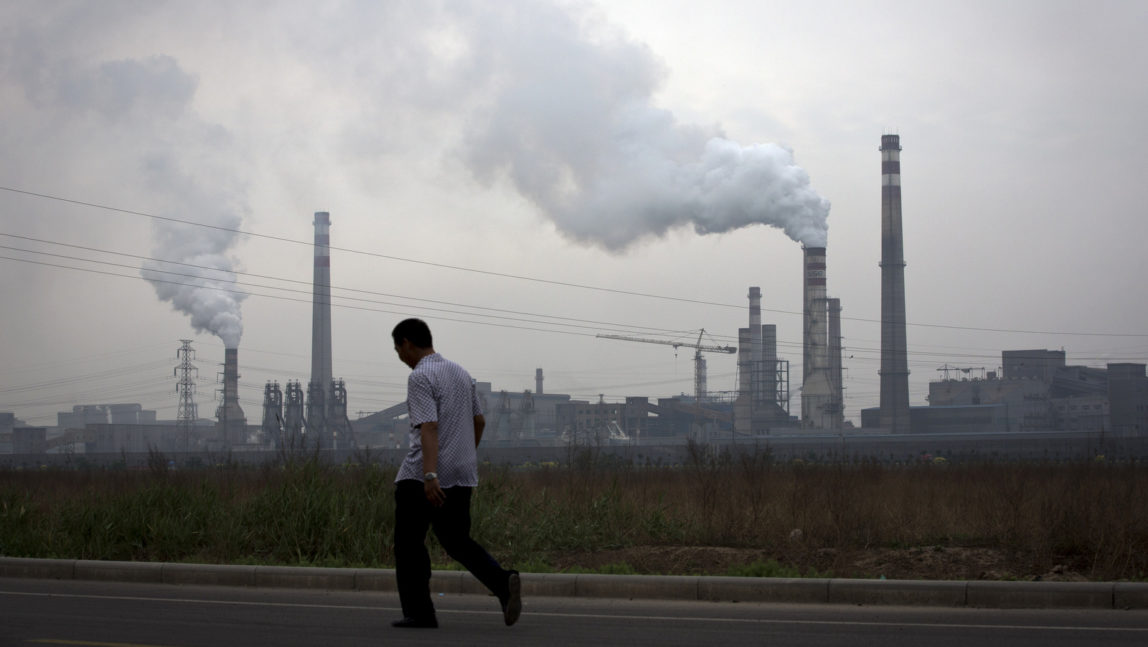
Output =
[
  {"x1": 474, "y1": 414, "x2": 486, "y2": 448},
  {"x1": 424, "y1": 477, "x2": 446, "y2": 507},
  {"x1": 419, "y1": 421, "x2": 443, "y2": 506}
]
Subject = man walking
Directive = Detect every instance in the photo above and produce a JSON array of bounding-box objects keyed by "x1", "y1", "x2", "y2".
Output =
[{"x1": 390, "y1": 318, "x2": 521, "y2": 629}]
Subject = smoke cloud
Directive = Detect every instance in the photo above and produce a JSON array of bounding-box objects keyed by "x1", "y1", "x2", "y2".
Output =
[
  {"x1": 102, "y1": 57, "x2": 249, "y2": 349},
  {"x1": 2, "y1": 0, "x2": 826, "y2": 356},
  {"x1": 139, "y1": 150, "x2": 249, "y2": 349},
  {"x1": 3, "y1": 27, "x2": 249, "y2": 348},
  {"x1": 459, "y1": 4, "x2": 830, "y2": 250}
]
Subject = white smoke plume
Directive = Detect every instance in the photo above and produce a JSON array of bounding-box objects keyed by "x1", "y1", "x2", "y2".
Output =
[
  {"x1": 92, "y1": 55, "x2": 249, "y2": 349},
  {"x1": 139, "y1": 150, "x2": 249, "y2": 350},
  {"x1": 459, "y1": 4, "x2": 830, "y2": 250},
  {"x1": 3, "y1": 29, "x2": 249, "y2": 348}
]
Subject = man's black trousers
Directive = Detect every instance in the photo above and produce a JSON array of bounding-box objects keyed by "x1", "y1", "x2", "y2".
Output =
[{"x1": 393, "y1": 479, "x2": 510, "y2": 620}]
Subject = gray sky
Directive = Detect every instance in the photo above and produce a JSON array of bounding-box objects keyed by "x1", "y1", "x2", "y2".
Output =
[{"x1": 2, "y1": 0, "x2": 1146, "y2": 427}]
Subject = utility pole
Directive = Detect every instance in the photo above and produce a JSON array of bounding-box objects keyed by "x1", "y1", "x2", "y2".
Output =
[{"x1": 175, "y1": 340, "x2": 198, "y2": 451}]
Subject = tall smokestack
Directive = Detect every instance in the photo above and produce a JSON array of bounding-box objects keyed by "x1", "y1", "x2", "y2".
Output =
[
  {"x1": 761, "y1": 323, "x2": 777, "y2": 406},
  {"x1": 309, "y1": 211, "x2": 334, "y2": 449},
  {"x1": 748, "y1": 287, "x2": 762, "y2": 405},
  {"x1": 803, "y1": 247, "x2": 826, "y2": 383},
  {"x1": 535, "y1": 368, "x2": 544, "y2": 395},
  {"x1": 802, "y1": 246, "x2": 832, "y2": 428},
  {"x1": 735, "y1": 287, "x2": 764, "y2": 434},
  {"x1": 216, "y1": 347, "x2": 246, "y2": 445},
  {"x1": 311, "y1": 211, "x2": 333, "y2": 394},
  {"x1": 879, "y1": 135, "x2": 911, "y2": 432},
  {"x1": 735, "y1": 326, "x2": 752, "y2": 435},
  {"x1": 827, "y1": 297, "x2": 843, "y2": 430}
]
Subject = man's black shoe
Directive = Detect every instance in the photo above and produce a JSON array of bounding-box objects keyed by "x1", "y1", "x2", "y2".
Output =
[
  {"x1": 392, "y1": 616, "x2": 438, "y2": 628},
  {"x1": 501, "y1": 570, "x2": 522, "y2": 626}
]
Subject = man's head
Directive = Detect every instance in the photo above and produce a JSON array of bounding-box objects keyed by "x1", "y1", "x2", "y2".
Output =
[{"x1": 392, "y1": 318, "x2": 434, "y2": 369}]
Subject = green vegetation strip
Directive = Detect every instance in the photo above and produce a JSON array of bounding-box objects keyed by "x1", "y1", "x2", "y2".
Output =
[{"x1": 2, "y1": 452, "x2": 1146, "y2": 581}]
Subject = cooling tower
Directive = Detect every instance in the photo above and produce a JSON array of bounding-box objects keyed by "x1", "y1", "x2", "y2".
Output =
[{"x1": 879, "y1": 135, "x2": 911, "y2": 432}]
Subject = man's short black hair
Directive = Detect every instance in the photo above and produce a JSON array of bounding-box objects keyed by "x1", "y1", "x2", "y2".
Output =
[{"x1": 392, "y1": 318, "x2": 433, "y2": 349}]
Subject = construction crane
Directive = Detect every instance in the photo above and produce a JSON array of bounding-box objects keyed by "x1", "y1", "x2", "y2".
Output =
[{"x1": 596, "y1": 329, "x2": 737, "y2": 401}]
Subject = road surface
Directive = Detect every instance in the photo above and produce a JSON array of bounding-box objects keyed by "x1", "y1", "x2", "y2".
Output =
[{"x1": 3, "y1": 577, "x2": 1147, "y2": 646}]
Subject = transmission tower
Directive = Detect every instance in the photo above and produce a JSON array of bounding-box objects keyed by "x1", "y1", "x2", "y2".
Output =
[{"x1": 175, "y1": 340, "x2": 199, "y2": 451}]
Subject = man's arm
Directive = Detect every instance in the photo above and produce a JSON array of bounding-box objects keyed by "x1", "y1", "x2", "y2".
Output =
[
  {"x1": 473, "y1": 414, "x2": 486, "y2": 448},
  {"x1": 419, "y1": 421, "x2": 445, "y2": 506}
]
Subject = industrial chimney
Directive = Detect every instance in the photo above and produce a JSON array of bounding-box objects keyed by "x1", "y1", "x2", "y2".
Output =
[
  {"x1": 735, "y1": 287, "x2": 763, "y2": 434},
  {"x1": 215, "y1": 347, "x2": 247, "y2": 445},
  {"x1": 535, "y1": 368, "x2": 544, "y2": 395},
  {"x1": 761, "y1": 324, "x2": 777, "y2": 408},
  {"x1": 748, "y1": 287, "x2": 763, "y2": 405},
  {"x1": 801, "y1": 246, "x2": 833, "y2": 428},
  {"x1": 879, "y1": 134, "x2": 911, "y2": 432},
  {"x1": 827, "y1": 297, "x2": 844, "y2": 430},
  {"x1": 308, "y1": 211, "x2": 335, "y2": 449}
]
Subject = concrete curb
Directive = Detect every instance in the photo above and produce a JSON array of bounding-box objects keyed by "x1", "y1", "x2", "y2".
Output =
[{"x1": 2, "y1": 557, "x2": 1146, "y2": 610}]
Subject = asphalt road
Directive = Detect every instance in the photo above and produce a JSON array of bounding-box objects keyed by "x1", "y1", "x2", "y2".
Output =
[{"x1": 3, "y1": 578, "x2": 1148, "y2": 647}]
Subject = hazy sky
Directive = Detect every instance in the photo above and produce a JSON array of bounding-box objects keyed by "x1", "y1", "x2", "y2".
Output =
[{"x1": 2, "y1": 0, "x2": 1146, "y2": 427}]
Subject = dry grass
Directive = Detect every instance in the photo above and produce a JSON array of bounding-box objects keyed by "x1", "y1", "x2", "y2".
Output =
[{"x1": 2, "y1": 449, "x2": 1146, "y2": 580}]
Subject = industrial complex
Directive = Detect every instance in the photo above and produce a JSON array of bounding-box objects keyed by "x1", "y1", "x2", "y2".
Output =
[{"x1": 3, "y1": 134, "x2": 1146, "y2": 463}]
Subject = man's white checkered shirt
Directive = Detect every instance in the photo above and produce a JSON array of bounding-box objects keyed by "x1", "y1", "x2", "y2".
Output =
[{"x1": 396, "y1": 353, "x2": 484, "y2": 487}]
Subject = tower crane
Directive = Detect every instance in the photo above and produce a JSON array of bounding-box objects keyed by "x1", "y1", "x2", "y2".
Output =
[{"x1": 596, "y1": 329, "x2": 737, "y2": 401}]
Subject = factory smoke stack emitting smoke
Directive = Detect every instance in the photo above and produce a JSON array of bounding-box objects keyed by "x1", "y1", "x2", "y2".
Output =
[
  {"x1": 801, "y1": 246, "x2": 834, "y2": 428},
  {"x1": 216, "y1": 347, "x2": 246, "y2": 444}
]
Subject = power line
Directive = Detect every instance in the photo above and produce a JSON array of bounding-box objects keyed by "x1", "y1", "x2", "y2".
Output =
[
  {"x1": 0, "y1": 234, "x2": 701, "y2": 339},
  {"x1": 5, "y1": 184, "x2": 1145, "y2": 338},
  {"x1": 0, "y1": 252, "x2": 702, "y2": 340},
  {"x1": 4, "y1": 249, "x2": 1143, "y2": 399},
  {"x1": 0, "y1": 185, "x2": 744, "y2": 311}
]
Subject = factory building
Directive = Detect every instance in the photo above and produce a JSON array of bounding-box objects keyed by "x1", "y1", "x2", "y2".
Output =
[
  {"x1": 58, "y1": 404, "x2": 157, "y2": 429},
  {"x1": 0, "y1": 412, "x2": 21, "y2": 453},
  {"x1": 860, "y1": 404, "x2": 1010, "y2": 434},
  {"x1": 351, "y1": 379, "x2": 573, "y2": 449},
  {"x1": 1105, "y1": 363, "x2": 1148, "y2": 436},
  {"x1": 556, "y1": 395, "x2": 734, "y2": 443},
  {"x1": 924, "y1": 350, "x2": 1147, "y2": 435},
  {"x1": 481, "y1": 383, "x2": 570, "y2": 444}
]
